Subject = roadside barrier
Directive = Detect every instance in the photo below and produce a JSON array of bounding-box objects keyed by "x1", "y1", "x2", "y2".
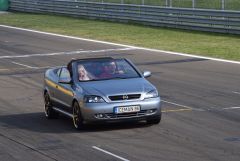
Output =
[
  {"x1": 0, "y1": 0, "x2": 9, "y2": 11},
  {"x1": 9, "y1": 0, "x2": 240, "y2": 34}
]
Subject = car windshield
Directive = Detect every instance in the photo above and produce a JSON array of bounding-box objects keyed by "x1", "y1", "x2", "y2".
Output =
[{"x1": 76, "y1": 59, "x2": 141, "y2": 82}]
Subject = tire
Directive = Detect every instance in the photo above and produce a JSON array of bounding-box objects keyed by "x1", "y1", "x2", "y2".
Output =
[
  {"x1": 146, "y1": 113, "x2": 161, "y2": 125},
  {"x1": 72, "y1": 102, "x2": 84, "y2": 130},
  {"x1": 44, "y1": 93, "x2": 59, "y2": 119}
]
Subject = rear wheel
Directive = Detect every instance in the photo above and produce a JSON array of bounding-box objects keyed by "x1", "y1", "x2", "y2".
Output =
[
  {"x1": 72, "y1": 102, "x2": 84, "y2": 130},
  {"x1": 44, "y1": 93, "x2": 58, "y2": 119},
  {"x1": 146, "y1": 113, "x2": 161, "y2": 124}
]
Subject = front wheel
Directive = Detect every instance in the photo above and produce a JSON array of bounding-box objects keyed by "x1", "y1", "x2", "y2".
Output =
[
  {"x1": 72, "y1": 102, "x2": 84, "y2": 130},
  {"x1": 44, "y1": 93, "x2": 58, "y2": 119}
]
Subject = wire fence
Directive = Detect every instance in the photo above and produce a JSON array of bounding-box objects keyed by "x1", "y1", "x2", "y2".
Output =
[{"x1": 74, "y1": 0, "x2": 240, "y2": 10}]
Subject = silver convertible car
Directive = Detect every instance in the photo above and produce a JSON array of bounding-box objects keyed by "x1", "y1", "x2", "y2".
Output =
[{"x1": 43, "y1": 57, "x2": 161, "y2": 129}]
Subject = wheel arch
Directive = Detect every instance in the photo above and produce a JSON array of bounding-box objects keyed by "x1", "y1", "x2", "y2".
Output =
[
  {"x1": 44, "y1": 89, "x2": 48, "y2": 95},
  {"x1": 43, "y1": 86, "x2": 50, "y2": 97},
  {"x1": 71, "y1": 98, "x2": 84, "y2": 119},
  {"x1": 72, "y1": 98, "x2": 79, "y2": 108}
]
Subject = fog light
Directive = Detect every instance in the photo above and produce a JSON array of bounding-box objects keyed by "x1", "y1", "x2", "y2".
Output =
[
  {"x1": 147, "y1": 109, "x2": 155, "y2": 114},
  {"x1": 95, "y1": 114, "x2": 105, "y2": 118}
]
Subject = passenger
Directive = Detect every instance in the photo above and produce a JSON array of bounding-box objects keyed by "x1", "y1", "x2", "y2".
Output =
[{"x1": 78, "y1": 65, "x2": 90, "y2": 81}]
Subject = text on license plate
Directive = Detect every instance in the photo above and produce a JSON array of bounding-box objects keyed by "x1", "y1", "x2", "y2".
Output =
[{"x1": 115, "y1": 106, "x2": 141, "y2": 114}]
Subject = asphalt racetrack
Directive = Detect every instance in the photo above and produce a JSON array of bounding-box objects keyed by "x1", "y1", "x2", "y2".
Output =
[{"x1": 0, "y1": 25, "x2": 240, "y2": 161}]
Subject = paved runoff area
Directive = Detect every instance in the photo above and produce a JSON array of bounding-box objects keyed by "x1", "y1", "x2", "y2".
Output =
[{"x1": 0, "y1": 25, "x2": 240, "y2": 161}]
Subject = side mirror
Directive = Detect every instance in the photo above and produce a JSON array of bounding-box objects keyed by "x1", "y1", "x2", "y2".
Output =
[
  {"x1": 59, "y1": 77, "x2": 72, "y2": 84},
  {"x1": 143, "y1": 71, "x2": 151, "y2": 78}
]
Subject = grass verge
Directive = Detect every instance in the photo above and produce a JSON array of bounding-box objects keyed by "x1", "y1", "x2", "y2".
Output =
[
  {"x1": 84, "y1": 0, "x2": 240, "y2": 10},
  {"x1": 0, "y1": 12, "x2": 240, "y2": 61}
]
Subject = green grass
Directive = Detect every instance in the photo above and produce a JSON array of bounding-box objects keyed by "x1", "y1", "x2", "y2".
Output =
[
  {"x1": 225, "y1": 0, "x2": 240, "y2": 10},
  {"x1": 0, "y1": 12, "x2": 240, "y2": 61}
]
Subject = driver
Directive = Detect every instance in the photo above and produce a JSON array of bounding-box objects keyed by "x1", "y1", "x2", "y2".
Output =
[
  {"x1": 99, "y1": 61, "x2": 118, "y2": 78},
  {"x1": 108, "y1": 61, "x2": 117, "y2": 75}
]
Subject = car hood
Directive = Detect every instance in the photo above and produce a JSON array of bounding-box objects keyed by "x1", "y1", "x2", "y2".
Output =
[{"x1": 79, "y1": 78, "x2": 155, "y2": 98}]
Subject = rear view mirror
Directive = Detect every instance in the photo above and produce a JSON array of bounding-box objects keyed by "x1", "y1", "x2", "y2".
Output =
[{"x1": 143, "y1": 71, "x2": 151, "y2": 78}]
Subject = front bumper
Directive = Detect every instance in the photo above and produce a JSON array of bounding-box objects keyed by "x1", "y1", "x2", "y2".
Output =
[{"x1": 81, "y1": 97, "x2": 161, "y2": 122}]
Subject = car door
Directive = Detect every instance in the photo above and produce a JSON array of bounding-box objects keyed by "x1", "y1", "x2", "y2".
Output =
[
  {"x1": 54, "y1": 67, "x2": 74, "y2": 112},
  {"x1": 48, "y1": 68, "x2": 61, "y2": 104}
]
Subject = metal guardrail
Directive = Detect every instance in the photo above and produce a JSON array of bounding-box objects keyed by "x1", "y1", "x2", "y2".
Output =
[{"x1": 9, "y1": 0, "x2": 240, "y2": 34}]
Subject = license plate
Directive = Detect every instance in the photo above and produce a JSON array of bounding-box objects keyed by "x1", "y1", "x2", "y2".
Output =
[{"x1": 115, "y1": 105, "x2": 141, "y2": 114}]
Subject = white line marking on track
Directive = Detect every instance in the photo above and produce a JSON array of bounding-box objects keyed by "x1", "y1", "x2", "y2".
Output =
[
  {"x1": 222, "y1": 107, "x2": 240, "y2": 110},
  {"x1": 0, "y1": 65, "x2": 63, "y2": 71},
  {"x1": 92, "y1": 146, "x2": 130, "y2": 161},
  {"x1": 162, "y1": 100, "x2": 205, "y2": 111},
  {"x1": 233, "y1": 91, "x2": 240, "y2": 95},
  {"x1": 162, "y1": 100, "x2": 192, "y2": 109},
  {"x1": 0, "y1": 25, "x2": 240, "y2": 64},
  {"x1": 11, "y1": 61, "x2": 38, "y2": 69},
  {"x1": 162, "y1": 108, "x2": 192, "y2": 113},
  {"x1": 0, "y1": 48, "x2": 135, "y2": 59}
]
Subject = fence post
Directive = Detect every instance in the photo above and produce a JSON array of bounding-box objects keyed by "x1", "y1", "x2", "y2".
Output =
[
  {"x1": 170, "y1": 0, "x2": 172, "y2": 7},
  {"x1": 222, "y1": 0, "x2": 225, "y2": 10},
  {"x1": 142, "y1": 0, "x2": 144, "y2": 5},
  {"x1": 192, "y1": 0, "x2": 195, "y2": 9}
]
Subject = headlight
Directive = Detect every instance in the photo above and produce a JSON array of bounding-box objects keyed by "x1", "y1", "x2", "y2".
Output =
[
  {"x1": 144, "y1": 89, "x2": 158, "y2": 99},
  {"x1": 84, "y1": 95, "x2": 105, "y2": 103}
]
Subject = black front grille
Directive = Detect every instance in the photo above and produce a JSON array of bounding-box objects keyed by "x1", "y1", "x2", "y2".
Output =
[
  {"x1": 105, "y1": 110, "x2": 148, "y2": 118},
  {"x1": 109, "y1": 94, "x2": 141, "y2": 101},
  {"x1": 95, "y1": 109, "x2": 157, "y2": 119}
]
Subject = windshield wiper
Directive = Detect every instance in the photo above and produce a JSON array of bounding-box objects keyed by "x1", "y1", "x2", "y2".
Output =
[
  {"x1": 80, "y1": 79, "x2": 102, "y2": 82},
  {"x1": 79, "y1": 77, "x2": 136, "y2": 82},
  {"x1": 111, "y1": 77, "x2": 128, "y2": 80}
]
